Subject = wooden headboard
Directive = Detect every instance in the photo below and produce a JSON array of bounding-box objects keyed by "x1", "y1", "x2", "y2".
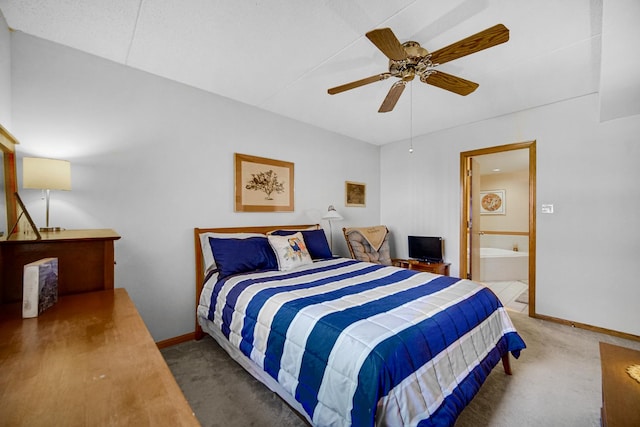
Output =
[{"x1": 193, "y1": 224, "x2": 320, "y2": 339}]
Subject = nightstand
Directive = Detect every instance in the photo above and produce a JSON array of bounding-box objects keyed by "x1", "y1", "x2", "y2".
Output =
[
  {"x1": 392, "y1": 258, "x2": 451, "y2": 276},
  {"x1": 599, "y1": 342, "x2": 640, "y2": 427}
]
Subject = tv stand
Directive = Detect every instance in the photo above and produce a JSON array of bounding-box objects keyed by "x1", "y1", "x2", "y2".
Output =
[{"x1": 392, "y1": 258, "x2": 450, "y2": 276}]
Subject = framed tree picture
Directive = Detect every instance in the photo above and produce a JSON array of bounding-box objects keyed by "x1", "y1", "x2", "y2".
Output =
[
  {"x1": 345, "y1": 181, "x2": 366, "y2": 207},
  {"x1": 235, "y1": 153, "x2": 294, "y2": 212}
]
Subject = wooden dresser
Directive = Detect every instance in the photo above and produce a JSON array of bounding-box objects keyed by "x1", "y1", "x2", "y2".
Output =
[
  {"x1": 0, "y1": 229, "x2": 120, "y2": 303},
  {"x1": 0, "y1": 289, "x2": 200, "y2": 426}
]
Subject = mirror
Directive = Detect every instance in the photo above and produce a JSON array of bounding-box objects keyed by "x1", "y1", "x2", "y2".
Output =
[{"x1": 1, "y1": 123, "x2": 18, "y2": 240}]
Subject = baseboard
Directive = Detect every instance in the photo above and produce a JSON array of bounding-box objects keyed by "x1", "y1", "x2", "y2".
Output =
[
  {"x1": 156, "y1": 332, "x2": 196, "y2": 349},
  {"x1": 533, "y1": 313, "x2": 640, "y2": 342}
]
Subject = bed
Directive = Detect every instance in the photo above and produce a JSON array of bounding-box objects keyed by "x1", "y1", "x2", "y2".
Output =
[{"x1": 194, "y1": 224, "x2": 525, "y2": 427}]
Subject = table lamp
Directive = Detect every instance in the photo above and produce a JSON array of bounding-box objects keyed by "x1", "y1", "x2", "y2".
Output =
[
  {"x1": 321, "y1": 205, "x2": 343, "y2": 252},
  {"x1": 23, "y1": 157, "x2": 71, "y2": 232}
]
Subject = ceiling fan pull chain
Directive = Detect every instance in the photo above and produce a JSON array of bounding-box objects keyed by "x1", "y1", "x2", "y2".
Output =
[{"x1": 409, "y1": 82, "x2": 414, "y2": 154}]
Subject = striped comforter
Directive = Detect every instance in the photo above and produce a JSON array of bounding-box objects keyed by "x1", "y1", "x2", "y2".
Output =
[{"x1": 203, "y1": 258, "x2": 525, "y2": 427}]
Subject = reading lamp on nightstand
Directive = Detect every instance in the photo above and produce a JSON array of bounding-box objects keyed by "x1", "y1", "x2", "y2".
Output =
[
  {"x1": 321, "y1": 205, "x2": 343, "y2": 252},
  {"x1": 23, "y1": 157, "x2": 72, "y2": 232}
]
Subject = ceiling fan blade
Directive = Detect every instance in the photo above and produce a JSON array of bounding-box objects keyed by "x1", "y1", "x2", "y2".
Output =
[
  {"x1": 328, "y1": 73, "x2": 391, "y2": 95},
  {"x1": 429, "y1": 24, "x2": 509, "y2": 65},
  {"x1": 378, "y1": 80, "x2": 407, "y2": 113},
  {"x1": 366, "y1": 28, "x2": 407, "y2": 61},
  {"x1": 424, "y1": 71, "x2": 479, "y2": 96}
]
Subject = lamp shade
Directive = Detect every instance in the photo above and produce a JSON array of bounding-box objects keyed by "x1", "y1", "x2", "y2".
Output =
[
  {"x1": 23, "y1": 158, "x2": 71, "y2": 191},
  {"x1": 322, "y1": 205, "x2": 343, "y2": 220}
]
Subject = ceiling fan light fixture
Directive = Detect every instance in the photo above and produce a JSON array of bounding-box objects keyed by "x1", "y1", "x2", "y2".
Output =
[{"x1": 327, "y1": 24, "x2": 509, "y2": 112}]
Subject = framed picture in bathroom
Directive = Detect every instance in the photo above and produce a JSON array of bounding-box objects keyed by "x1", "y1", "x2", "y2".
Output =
[{"x1": 479, "y1": 189, "x2": 505, "y2": 215}]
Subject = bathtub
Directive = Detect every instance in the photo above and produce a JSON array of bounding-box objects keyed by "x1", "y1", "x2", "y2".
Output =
[{"x1": 478, "y1": 247, "x2": 528, "y2": 282}]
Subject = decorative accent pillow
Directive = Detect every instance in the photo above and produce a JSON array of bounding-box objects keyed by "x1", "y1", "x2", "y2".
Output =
[
  {"x1": 208, "y1": 236, "x2": 278, "y2": 279},
  {"x1": 199, "y1": 232, "x2": 264, "y2": 274},
  {"x1": 269, "y1": 229, "x2": 332, "y2": 259},
  {"x1": 267, "y1": 232, "x2": 313, "y2": 271}
]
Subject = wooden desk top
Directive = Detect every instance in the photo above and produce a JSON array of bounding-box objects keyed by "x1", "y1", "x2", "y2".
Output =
[
  {"x1": 0, "y1": 289, "x2": 200, "y2": 426},
  {"x1": 600, "y1": 342, "x2": 640, "y2": 427},
  {"x1": 0, "y1": 228, "x2": 121, "y2": 244}
]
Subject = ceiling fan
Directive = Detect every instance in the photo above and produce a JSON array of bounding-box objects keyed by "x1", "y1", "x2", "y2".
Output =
[{"x1": 327, "y1": 24, "x2": 509, "y2": 112}]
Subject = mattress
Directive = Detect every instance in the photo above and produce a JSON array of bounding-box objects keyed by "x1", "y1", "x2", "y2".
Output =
[{"x1": 197, "y1": 257, "x2": 525, "y2": 426}]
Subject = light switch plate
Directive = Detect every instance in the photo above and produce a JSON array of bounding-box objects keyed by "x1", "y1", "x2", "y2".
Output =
[{"x1": 541, "y1": 204, "x2": 554, "y2": 214}]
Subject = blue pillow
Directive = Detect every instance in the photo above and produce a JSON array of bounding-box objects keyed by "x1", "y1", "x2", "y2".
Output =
[
  {"x1": 270, "y1": 229, "x2": 332, "y2": 260},
  {"x1": 208, "y1": 236, "x2": 278, "y2": 279}
]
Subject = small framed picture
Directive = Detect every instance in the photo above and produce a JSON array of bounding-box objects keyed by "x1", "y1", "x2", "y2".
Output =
[
  {"x1": 8, "y1": 192, "x2": 42, "y2": 240},
  {"x1": 345, "y1": 181, "x2": 366, "y2": 207},
  {"x1": 480, "y1": 189, "x2": 506, "y2": 215}
]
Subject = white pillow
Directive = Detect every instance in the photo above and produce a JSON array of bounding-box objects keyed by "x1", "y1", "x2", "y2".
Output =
[
  {"x1": 199, "y1": 232, "x2": 265, "y2": 274},
  {"x1": 267, "y1": 232, "x2": 313, "y2": 271},
  {"x1": 265, "y1": 225, "x2": 317, "y2": 235}
]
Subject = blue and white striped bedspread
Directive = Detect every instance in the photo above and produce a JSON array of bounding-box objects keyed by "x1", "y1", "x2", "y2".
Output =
[{"x1": 206, "y1": 258, "x2": 525, "y2": 427}]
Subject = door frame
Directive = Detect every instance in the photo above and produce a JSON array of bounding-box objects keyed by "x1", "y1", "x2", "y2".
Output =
[{"x1": 459, "y1": 141, "x2": 537, "y2": 316}]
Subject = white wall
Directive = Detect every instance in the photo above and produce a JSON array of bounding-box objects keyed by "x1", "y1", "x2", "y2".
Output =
[
  {"x1": 381, "y1": 94, "x2": 640, "y2": 337},
  {"x1": 9, "y1": 30, "x2": 640, "y2": 340},
  {"x1": 10, "y1": 33, "x2": 381, "y2": 341},
  {"x1": 479, "y1": 170, "x2": 530, "y2": 252},
  {"x1": 0, "y1": 10, "x2": 9, "y2": 125},
  {"x1": 599, "y1": 0, "x2": 640, "y2": 121},
  {"x1": 481, "y1": 170, "x2": 529, "y2": 232},
  {"x1": 0, "y1": 10, "x2": 11, "y2": 236}
]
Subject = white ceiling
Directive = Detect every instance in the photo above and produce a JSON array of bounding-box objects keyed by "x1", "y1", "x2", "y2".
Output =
[
  {"x1": 0, "y1": 0, "x2": 605, "y2": 145},
  {"x1": 476, "y1": 149, "x2": 528, "y2": 175}
]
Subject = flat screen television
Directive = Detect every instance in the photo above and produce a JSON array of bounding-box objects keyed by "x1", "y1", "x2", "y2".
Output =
[{"x1": 408, "y1": 236, "x2": 444, "y2": 263}]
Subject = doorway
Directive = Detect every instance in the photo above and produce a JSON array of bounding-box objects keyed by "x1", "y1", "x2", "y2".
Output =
[{"x1": 459, "y1": 141, "x2": 536, "y2": 316}]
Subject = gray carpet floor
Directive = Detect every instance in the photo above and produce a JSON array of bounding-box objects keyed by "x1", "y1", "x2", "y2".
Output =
[{"x1": 161, "y1": 311, "x2": 640, "y2": 427}]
